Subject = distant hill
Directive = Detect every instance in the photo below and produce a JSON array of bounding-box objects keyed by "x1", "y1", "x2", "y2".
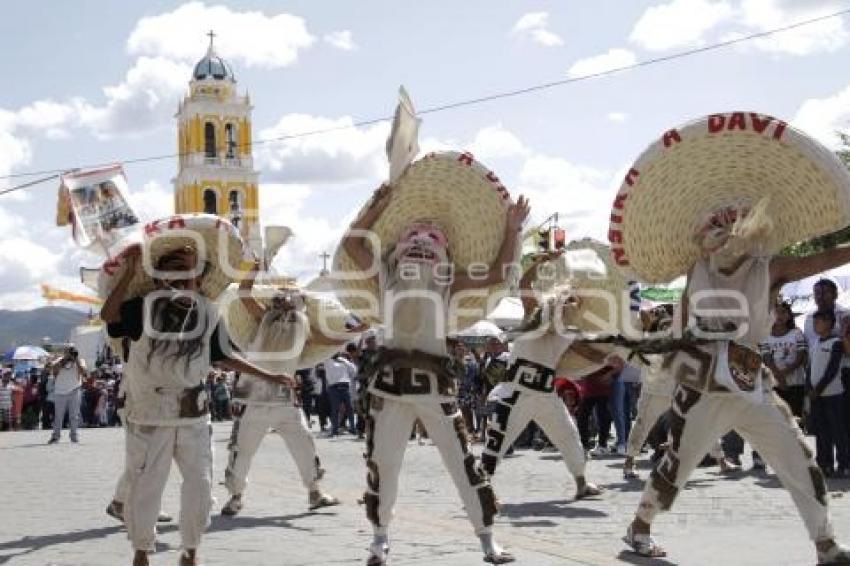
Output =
[{"x1": 0, "y1": 307, "x2": 90, "y2": 352}]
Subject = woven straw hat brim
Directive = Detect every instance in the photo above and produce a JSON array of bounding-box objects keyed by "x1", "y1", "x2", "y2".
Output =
[
  {"x1": 542, "y1": 239, "x2": 638, "y2": 376},
  {"x1": 223, "y1": 284, "x2": 352, "y2": 370},
  {"x1": 608, "y1": 112, "x2": 850, "y2": 284},
  {"x1": 332, "y1": 151, "x2": 516, "y2": 331},
  {"x1": 97, "y1": 214, "x2": 244, "y2": 302}
]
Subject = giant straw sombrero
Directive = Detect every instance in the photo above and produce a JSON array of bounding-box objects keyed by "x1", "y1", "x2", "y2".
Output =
[
  {"x1": 222, "y1": 283, "x2": 355, "y2": 369},
  {"x1": 97, "y1": 213, "x2": 244, "y2": 301},
  {"x1": 534, "y1": 239, "x2": 638, "y2": 377},
  {"x1": 608, "y1": 112, "x2": 850, "y2": 283},
  {"x1": 332, "y1": 151, "x2": 516, "y2": 332}
]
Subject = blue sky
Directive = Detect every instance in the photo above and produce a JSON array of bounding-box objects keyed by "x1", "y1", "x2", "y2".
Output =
[{"x1": 1, "y1": 0, "x2": 849, "y2": 309}]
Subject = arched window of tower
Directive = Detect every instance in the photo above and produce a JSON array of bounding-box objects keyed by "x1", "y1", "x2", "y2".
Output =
[
  {"x1": 225, "y1": 123, "x2": 237, "y2": 161},
  {"x1": 204, "y1": 122, "x2": 217, "y2": 160},
  {"x1": 203, "y1": 189, "x2": 217, "y2": 215},
  {"x1": 228, "y1": 190, "x2": 241, "y2": 213}
]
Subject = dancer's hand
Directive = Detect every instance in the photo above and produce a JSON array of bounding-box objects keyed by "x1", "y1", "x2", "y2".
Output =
[{"x1": 507, "y1": 195, "x2": 530, "y2": 233}]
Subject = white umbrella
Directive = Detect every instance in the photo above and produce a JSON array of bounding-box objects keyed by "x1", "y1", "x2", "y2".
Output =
[
  {"x1": 457, "y1": 319, "x2": 504, "y2": 339},
  {"x1": 486, "y1": 297, "x2": 524, "y2": 328},
  {"x1": 12, "y1": 346, "x2": 48, "y2": 361}
]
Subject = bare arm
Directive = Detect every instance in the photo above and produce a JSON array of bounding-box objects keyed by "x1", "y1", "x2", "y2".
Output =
[
  {"x1": 770, "y1": 246, "x2": 850, "y2": 288},
  {"x1": 101, "y1": 245, "x2": 141, "y2": 324},
  {"x1": 340, "y1": 184, "x2": 392, "y2": 275},
  {"x1": 238, "y1": 258, "x2": 265, "y2": 322},
  {"x1": 453, "y1": 196, "x2": 530, "y2": 293}
]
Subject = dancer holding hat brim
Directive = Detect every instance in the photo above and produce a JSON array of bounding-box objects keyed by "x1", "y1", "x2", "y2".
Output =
[
  {"x1": 610, "y1": 113, "x2": 850, "y2": 564},
  {"x1": 219, "y1": 257, "x2": 364, "y2": 517},
  {"x1": 335, "y1": 91, "x2": 528, "y2": 565},
  {"x1": 480, "y1": 250, "x2": 605, "y2": 499},
  {"x1": 100, "y1": 214, "x2": 297, "y2": 566}
]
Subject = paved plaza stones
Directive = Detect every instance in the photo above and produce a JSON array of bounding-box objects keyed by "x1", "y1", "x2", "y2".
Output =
[{"x1": 0, "y1": 424, "x2": 848, "y2": 565}]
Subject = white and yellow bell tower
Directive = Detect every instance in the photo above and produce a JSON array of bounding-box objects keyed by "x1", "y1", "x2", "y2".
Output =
[{"x1": 173, "y1": 31, "x2": 262, "y2": 256}]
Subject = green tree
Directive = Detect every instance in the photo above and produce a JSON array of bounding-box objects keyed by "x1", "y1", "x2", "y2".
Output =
[{"x1": 780, "y1": 131, "x2": 850, "y2": 257}]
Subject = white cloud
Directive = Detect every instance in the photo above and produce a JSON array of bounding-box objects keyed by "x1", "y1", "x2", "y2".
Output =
[
  {"x1": 630, "y1": 0, "x2": 734, "y2": 51},
  {"x1": 256, "y1": 114, "x2": 389, "y2": 185},
  {"x1": 127, "y1": 1, "x2": 315, "y2": 68},
  {"x1": 516, "y1": 155, "x2": 613, "y2": 241},
  {"x1": 259, "y1": 183, "x2": 348, "y2": 282},
  {"x1": 740, "y1": 0, "x2": 848, "y2": 55},
  {"x1": 79, "y1": 57, "x2": 190, "y2": 139},
  {"x1": 629, "y1": 0, "x2": 847, "y2": 55},
  {"x1": 468, "y1": 124, "x2": 530, "y2": 161},
  {"x1": 511, "y1": 12, "x2": 564, "y2": 47},
  {"x1": 128, "y1": 180, "x2": 174, "y2": 222},
  {"x1": 0, "y1": 237, "x2": 62, "y2": 301},
  {"x1": 792, "y1": 85, "x2": 850, "y2": 148},
  {"x1": 0, "y1": 126, "x2": 32, "y2": 190},
  {"x1": 0, "y1": 56, "x2": 189, "y2": 144},
  {"x1": 324, "y1": 30, "x2": 356, "y2": 51},
  {"x1": 567, "y1": 49, "x2": 637, "y2": 78},
  {"x1": 607, "y1": 112, "x2": 628, "y2": 123}
]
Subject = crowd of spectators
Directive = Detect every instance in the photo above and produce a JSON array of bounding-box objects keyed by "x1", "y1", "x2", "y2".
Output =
[{"x1": 5, "y1": 278, "x2": 849, "y2": 481}]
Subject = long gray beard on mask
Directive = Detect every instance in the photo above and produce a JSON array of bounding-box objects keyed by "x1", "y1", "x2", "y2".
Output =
[
  {"x1": 253, "y1": 308, "x2": 310, "y2": 368},
  {"x1": 385, "y1": 258, "x2": 449, "y2": 337},
  {"x1": 147, "y1": 296, "x2": 208, "y2": 371}
]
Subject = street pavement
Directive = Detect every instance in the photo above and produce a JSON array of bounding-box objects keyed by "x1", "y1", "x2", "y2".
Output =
[{"x1": 0, "y1": 423, "x2": 848, "y2": 566}]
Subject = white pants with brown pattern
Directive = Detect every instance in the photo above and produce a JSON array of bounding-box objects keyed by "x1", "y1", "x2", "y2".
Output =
[
  {"x1": 224, "y1": 404, "x2": 323, "y2": 497},
  {"x1": 364, "y1": 394, "x2": 498, "y2": 536},
  {"x1": 636, "y1": 384, "x2": 834, "y2": 542},
  {"x1": 481, "y1": 388, "x2": 586, "y2": 480}
]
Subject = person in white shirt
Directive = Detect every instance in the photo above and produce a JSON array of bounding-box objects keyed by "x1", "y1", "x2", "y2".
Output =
[
  {"x1": 324, "y1": 352, "x2": 357, "y2": 436},
  {"x1": 48, "y1": 345, "x2": 86, "y2": 444},
  {"x1": 802, "y1": 279, "x2": 849, "y2": 352},
  {"x1": 761, "y1": 301, "x2": 808, "y2": 418},
  {"x1": 807, "y1": 310, "x2": 850, "y2": 477}
]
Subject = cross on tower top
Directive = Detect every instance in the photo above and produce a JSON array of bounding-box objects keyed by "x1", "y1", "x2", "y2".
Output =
[
  {"x1": 319, "y1": 251, "x2": 331, "y2": 276},
  {"x1": 207, "y1": 30, "x2": 216, "y2": 49}
]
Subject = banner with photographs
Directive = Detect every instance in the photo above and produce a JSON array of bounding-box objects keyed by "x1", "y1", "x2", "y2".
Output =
[{"x1": 57, "y1": 165, "x2": 141, "y2": 256}]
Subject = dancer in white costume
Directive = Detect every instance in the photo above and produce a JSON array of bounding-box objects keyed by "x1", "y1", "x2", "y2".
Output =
[
  {"x1": 336, "y1": 89, "x2": 527, "y2": 566},
  {"x1": 481, "y1": 251, "x2": 603, "y2": 499},
  {"x1": 622, "y1": 307, "x2": 738, "y2": 480},
  {"x1": 106, "y1": 376, "x2": 173, "y2": 524},
  {"x1": 609, "y1": 113, "x2": 850, "y2": 563},
  {"x1": 220, "y1": 258, "x2": 362, "y2": 516},
  {"x1": 100, "y1": 214, "x2": 295, "y2": 566}
]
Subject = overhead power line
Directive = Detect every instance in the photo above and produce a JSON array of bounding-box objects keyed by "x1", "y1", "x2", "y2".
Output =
[{"x1": 2, "y1": 6, "x2": 849, "y2": 196}]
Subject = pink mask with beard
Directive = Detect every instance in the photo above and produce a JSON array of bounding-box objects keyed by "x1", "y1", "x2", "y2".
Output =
[{"x1": 390, "y1": 222, "x2": 449, "y2": 267}]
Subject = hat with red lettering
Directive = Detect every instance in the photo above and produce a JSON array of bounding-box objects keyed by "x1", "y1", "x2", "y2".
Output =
[
  {"x1": 608, "y1": 112, "x2": 850, "y2": 283},
  {"x1": 332, "y1": 151, "x2": 518, "y2": 331},
  {"x1": 97, "y1": 213, "x2": 245, "y2": 301}
]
